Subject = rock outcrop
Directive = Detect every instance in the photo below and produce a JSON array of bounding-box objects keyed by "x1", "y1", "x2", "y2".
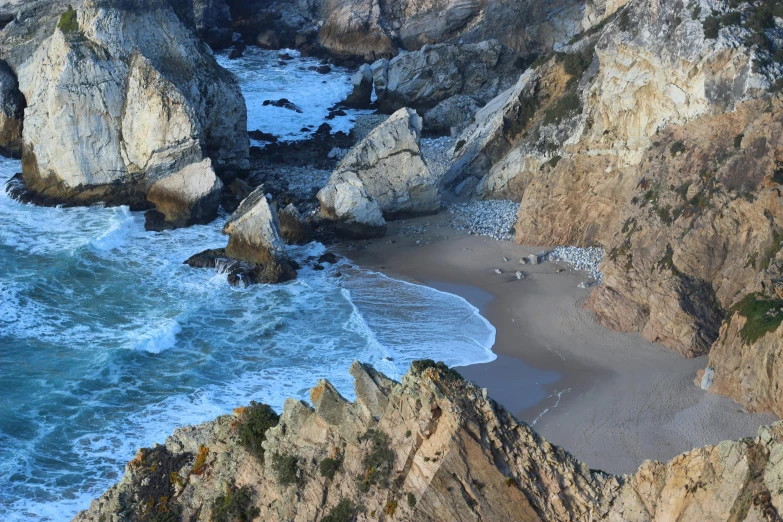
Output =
[
  {"x1": 0, "y1": 0, "x2": 249, "y2": 228},
  {"x1": 342, "y1": 63, "x2": 374, "y2": 109},
  {"x1": 74, "y1": 361, "x2": 783, "y2": 522},
  {"x1": 318, "y1": 108, "x2": 439, "y2": 237},
  {"x1": 185, "y1": 187, "x2": 297, "y2": 285},
  {"x1": 278, "y1": 203, "x2": 314, "y2": 245},
  {"x1": 371, "y1": 40, "x2": 520, "y2": 114},
  {"x1": 0, "y1": 60, "x2": 23, "y2": 157}
]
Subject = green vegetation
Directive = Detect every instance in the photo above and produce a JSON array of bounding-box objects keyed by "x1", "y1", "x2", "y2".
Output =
[
  {"x1": 503, "y1": 92, "x2": 540, "y2": 138},
  {"x1": 57, "y1": 7, "x2": 79, "y2": 34},
  {"x1": 734, "y1": 133, "x2": 744, "y2": 148},
  {"x1": 410, "y1": 360, "x2": 464, "y2": 381},
  {"x1": 543, "y1": 92, "x2": 582, "y2": 126},
  {"x1": 670, "y1": 140, "x2": 686, "y2": 156},
  {"x1": 322, "y1": 499, "x2": 358, "y2": 522},
  {"x1": 702, "y1": 16, "x2": 720, "y2": 38},
  {"x1": 407, "y1": 492, "x2": 417, "y2": 508},
  {"x1": 384, "y1": 500, "x2": 398, "y2": 516},
  {"x1": 211, "y1": 484, "x2": 260, "y2": 522},
  {"x1": 732, "y1": 293, "x2": 783, "y2": 344},
  {"x1": 405, "y1": 430, "x2": 412, "y2": 438},
  {"x1": 760, "y1": 230, "x2": 783, "y2": 270},
  {"x1": 271, "y1": 453, "x2": 299, "y2": 486},
  {"x1": 543, "y1": 155, "x2": 562, "y2": 170},
  {"x1": 657, "y1": 204, "x2": 673, "y2": 225},
  {"x1": 618, "y1": 8, "x2": 631, "y2": 31},
  {"x1": 556, "y1": 50, "x2": 593, "y2": 79},
  {"x1": 692, "y1": 5, "x2": 702, "y2": 19},
  {"x1": 455, "y1": 139, "x2": 466, "y2": 152},
  {"x1": 238, "y1": 401, "x2": 280, "y2": 461},
  {"x1": 192, "y1": 445, "x2": 209, "y2": 476},
  {"x1": 319, "y1": 457, "x2": 341, "y2": 480},
  {"x1": 770, "y1": 78, "x2": 783, "y2": 93},
  {"x1": 721, "y1": 10, "x2": 742, "y2": 26},
  {"x1": 746, "y1": 251, "x2": 758, "y2": 269},
  {"x1": 358, "y1": 430, "x2": 395, "y2": 492}
]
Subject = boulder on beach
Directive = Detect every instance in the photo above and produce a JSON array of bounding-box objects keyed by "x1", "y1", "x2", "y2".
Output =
[
  {"x1": 317, "y1": 107, "x2": 440, "y2": 237},
  {"x1": 423, "y1": 95, "x2": 480, "y2": 136},
  {"x1": 2, "y1": 0, "x2": 249, "y2": 227}
]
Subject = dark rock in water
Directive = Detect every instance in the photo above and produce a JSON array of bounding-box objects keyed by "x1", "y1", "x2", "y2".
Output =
[
  {"x1": 262, "y1": 98, "x2": 303, "y2": 113},
  {"x1": 279, "y1": 203, "x2": 313, "y2": 245},
  {"x1": 278, "y1": 61, "x2": 287, "y2": 66},
  {"x1": 279, "y1": 53, "x2": 294, "y2": 60},
  {"x1": 144, "y1": 210, "x2": 177, "y2": 232},
  {"x1": 313, "y1": 264, "x2": 325, "y2": 271},
  {"x1": 318, "y1": 252, "x2": 339, "y2": 264},
  {"x1": 228, "y1": 48, "x2": 244, "y2": 59},
  {"x1": 256, "y1": 29, "x2": 279, "y2": 49},
  {"x1": 184, "y1": 248, "x2": 296, "y2": 286},
  {"x1": 300, "y1": 127, "x2": 310, "y2": 133},
  {"x1": 308, "y1": 65, "x2": 332, "y2": 74},
  {"x1": 248, "y1": 130, "x2": 279, "y2": 142}
]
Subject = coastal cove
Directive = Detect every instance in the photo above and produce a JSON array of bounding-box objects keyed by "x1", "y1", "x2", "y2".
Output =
[{"x1": 339, "y1": 215, "x2": 777, "y2": 475}]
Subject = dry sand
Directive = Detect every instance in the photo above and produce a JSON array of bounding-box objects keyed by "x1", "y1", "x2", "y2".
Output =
[{"x1": 337, "y1": 213, "x2": 776, "y2": 475}]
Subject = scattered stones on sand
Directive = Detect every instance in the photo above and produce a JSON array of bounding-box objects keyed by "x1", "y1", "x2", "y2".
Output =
[
  {"x1": 447, "y1": 200, "x2": 519, "y2": 241},
  {"x1": 494, "y1": 268, "x2": 502, "y2": 274},
  {"x1": 420, "y1": 136, "x2": 456, "y2": 182},
  {"x1": 516, "y1": 271, "x2": 524, "y2": 279},
  {"x1": 527, "y1": 253, "x2": 540, "y2": 265},
  {"x1": 262, "y1": 98, "x2": 303, "y2": 113},
  {"x1": 547, "y1": 246, "x2": 605, "y2": 282}
]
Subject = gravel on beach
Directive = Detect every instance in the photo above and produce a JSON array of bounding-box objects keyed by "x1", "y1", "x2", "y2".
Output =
[
  {"x1": 547, "y1": 246, "x2": 605, "y2": 282},
  {"x1": 447, "y1": 200, "x2": 520, "y2": 241}
]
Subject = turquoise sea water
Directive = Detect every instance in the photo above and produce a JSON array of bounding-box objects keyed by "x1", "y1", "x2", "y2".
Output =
[{"x1": 0, "y1": 50, "x2": 496, "y2": 522}]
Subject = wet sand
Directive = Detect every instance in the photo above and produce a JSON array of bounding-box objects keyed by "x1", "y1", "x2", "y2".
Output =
[{"x1": 337, "y1": 214, "x2": 776, "y2": 475}]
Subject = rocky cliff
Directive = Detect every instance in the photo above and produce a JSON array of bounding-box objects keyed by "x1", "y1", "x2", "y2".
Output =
[
  {"x1": 0, "y1": 0, "x2": 249, "y2": 228},
  {"x1": 434, "y1": 0, "x2": 783, "y2": 410},
  {"x1": 74, "y1": 362, "x2": 783, "y2": 522}
]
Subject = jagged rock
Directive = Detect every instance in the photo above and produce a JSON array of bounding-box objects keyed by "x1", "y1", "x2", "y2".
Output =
[
  {"x1": 317, "y1": 0, "x2": 397, "y2": 61},
  {"x1": 146, "y1": 159, "x2": 223, "y2": 230},
  {"x1": 256, "y1": 28, "x2": 279, "y2": 49},
  {"x1": 318, "y1": 108, "x2": 439, "y2": 237},
  {"x1": 423, "y1": 95, "x2": 480, "y2": 136},
  {"x1": 1, "y1": 0, "x2": 248, "y2": 226},
  {"x1": 190, "y1": 0, "x2": 233, "y2": 48},
  {"x1": 342, "y1": 63, "x2": 373, "y2": 109},
  {"x1": 278, "y1": 203, "x2": 313, "y2": 245},
  {"x1": 223, "y1": 187, "x2": 295, "y2": 269},
  {"x1": 372, "y1": 40, "x2": 520, "y2": 113},
  {"x1": 74, "y1": 361, "x2": 783, "y2": 522},
  {"x1": 0, "y1": 60, "x2": 23, "y2": 158}
]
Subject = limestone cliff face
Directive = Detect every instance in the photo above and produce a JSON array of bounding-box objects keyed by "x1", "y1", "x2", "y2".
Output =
[
  {"x1": 316, "y1": 0, "x2": 624, "y2": 60},
  {"x1": 441, "y1": 0, "x2": 783, "y2": 369},
  {"x1": 0, "y1": 0, "x2": 249, "y2": 227},
  {"x1": 74, "y1": 363, "x2": 783, "y2": 522}
]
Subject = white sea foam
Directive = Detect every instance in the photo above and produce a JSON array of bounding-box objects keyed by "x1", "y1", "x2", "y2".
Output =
[{"x1": 0, "y1": 59, "x2": 498, "y2": 522}]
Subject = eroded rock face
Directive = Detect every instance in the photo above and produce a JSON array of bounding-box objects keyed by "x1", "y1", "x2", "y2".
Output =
[
  {"x1": 0, "y1": 60, "x2": 23, "y2": 157},
  {"x1": 371, "y1": 40, "x2": 520, "y2": 114},
  {"x1": 278, "y1": 203, "x2": 314, "y2": 245},
  {"x1": 74, "y1": 362, "x2": 783, "y2": 522},
  {"x1": 1, "y1": 0, "x2": 249, "y2": 227},
  {"x1": 318, "y1": 108, "x2": 439, "y2": 237},
  {"x1": 146, "y1": 159, "x2": 224, "y2": 229}
]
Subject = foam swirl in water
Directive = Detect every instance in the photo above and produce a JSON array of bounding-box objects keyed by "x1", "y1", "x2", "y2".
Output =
[{"x1": 0, "y1": 156, "x2": 495, "y2": 521}]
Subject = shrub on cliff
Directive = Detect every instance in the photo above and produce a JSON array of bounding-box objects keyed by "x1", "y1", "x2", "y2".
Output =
[
  {"x1": 358, "y1": 430, "x2": 395, "y2": 492},
  {"x1": 322, "y1": 499, "x2": 358, "y2": 522},
  {"x1": 211, "y1": 483, "x2": 260, "y2": 522},
  {"x1": 238, "y1": 402, "x2": 280, "y2": 461},
  {"x1": 410, "y1": 360, "x2": 464, "y2": 381}
]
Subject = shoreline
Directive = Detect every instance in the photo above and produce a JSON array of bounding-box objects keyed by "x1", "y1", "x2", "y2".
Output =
[{"x1": 337, "y1": 212, "x2": 777, "y2": 475}]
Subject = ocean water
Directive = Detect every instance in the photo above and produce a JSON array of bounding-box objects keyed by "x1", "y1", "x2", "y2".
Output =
[
  {"x1": 216, "y1": 48, "x2": 374, "y2": 141},
  {"x1": 0, "y1": 51, "x2": 496, "y2": 522}
]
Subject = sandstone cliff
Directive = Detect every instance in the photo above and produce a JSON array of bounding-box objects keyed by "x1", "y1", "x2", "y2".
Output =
[
  {"x1": 74, "y1": 362, "x2": 783, "y2": 522},
  {"x1": 0, "y1": 0, "x2": 249, "y2": 228}
]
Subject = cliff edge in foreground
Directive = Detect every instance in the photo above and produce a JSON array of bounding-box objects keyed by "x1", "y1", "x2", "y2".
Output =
[{"x1": 75, "y1": 361, "x2": 783, "y2": 521}]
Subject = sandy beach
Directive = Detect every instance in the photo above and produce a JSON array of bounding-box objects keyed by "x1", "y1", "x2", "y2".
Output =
[{"x1": 338, "y1": 212, "x2": 776, "y2": 475}]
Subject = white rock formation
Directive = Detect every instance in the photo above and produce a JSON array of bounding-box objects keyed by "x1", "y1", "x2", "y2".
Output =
[{"x1": 318, "y1": 108, "x2": 440, "y2": 237}]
